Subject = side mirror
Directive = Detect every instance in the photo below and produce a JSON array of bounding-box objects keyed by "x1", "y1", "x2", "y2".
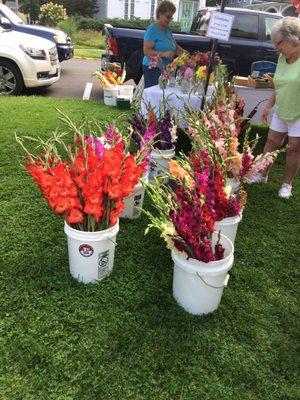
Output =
[{"x1": 0, "y1": 17, "x2": 11, "y2": 30}]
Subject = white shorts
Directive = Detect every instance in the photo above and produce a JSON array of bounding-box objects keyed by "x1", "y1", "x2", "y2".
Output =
[{"x1": 270, "y1": 112, "x2": 300, "y2": 138}]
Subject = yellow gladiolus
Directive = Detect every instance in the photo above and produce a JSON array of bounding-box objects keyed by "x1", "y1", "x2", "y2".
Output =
[{"x1": 176, "y1": 53, "x2": 189, "y2": 67}]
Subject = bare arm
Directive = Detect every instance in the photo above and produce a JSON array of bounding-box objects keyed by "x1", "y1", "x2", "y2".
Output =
[
  {"x1": 143, "y1": 40, "x2": 175, "y2": 60},
  {"x1": 261, "y1": 91, "x2": 276, "y2": 124},
  {"x1": 174, "y1": 40, "x2": 187, "y2": 56}
]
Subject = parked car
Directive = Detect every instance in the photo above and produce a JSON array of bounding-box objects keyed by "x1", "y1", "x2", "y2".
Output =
[
  {"x1": 0, "y1": 4, "x2": 73, "y2": 62},
  {"x1": 0, "y1": 26, "x2": 60, "y2": 95},
  {"x1": 102, "y1": 7, "x2": 282, "y2": 83}
]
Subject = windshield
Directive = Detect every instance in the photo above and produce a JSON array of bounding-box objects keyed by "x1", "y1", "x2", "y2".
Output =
[{"x1": 1, "y1": 5, "x2": 24, "y2": 24}]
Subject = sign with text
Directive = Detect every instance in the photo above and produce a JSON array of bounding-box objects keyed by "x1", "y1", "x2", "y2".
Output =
[{"x1": 206, "y1": 11, "x2": 234, "y2": 41}]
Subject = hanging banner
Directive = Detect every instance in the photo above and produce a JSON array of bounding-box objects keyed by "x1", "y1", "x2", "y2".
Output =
[{"x1": 206, "y1": 11, "x2": 234, "y2": 41}]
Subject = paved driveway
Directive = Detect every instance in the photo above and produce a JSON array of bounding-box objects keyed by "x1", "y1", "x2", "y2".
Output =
[{"x1": 25, "y1": 59, "x2": 104, "y2": 101}]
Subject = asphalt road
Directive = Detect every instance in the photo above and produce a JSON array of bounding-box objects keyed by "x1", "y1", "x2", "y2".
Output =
[{"x1": 26, "y1": 58, "x2": 104, "y2": 101}]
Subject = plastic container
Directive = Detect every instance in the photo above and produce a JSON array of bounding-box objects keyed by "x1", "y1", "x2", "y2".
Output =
[
  {"x1": 172, "y1": 233, "x2": 234, "y2": 315},
  {"x1": 215, "y1": 213, "x2": 242, "y2": 245},
  {"x1": 251, "y1": 60, "x2": 277, "y2": 77},
  {"x1": 226, "y1": 177, "x2": 240, "y2": 194},
  {"x1": 118, "y1": 85, "x2": 135, "y2": 101},
  {"x1": 116, "y1": 95, "x2": 131, "y2": 110},
  {"x1": 121, "y1": 174, "x2": 148, "y2": 219},
  {"x1": 64, "y1": 221, "x2": 119, "y2": 284},
  {"x1": 103, "y1": 86, "x2": 119, "y2": 106},
  {"x1": 148, "y1": 146, "x2": 175, "y2": 183}
]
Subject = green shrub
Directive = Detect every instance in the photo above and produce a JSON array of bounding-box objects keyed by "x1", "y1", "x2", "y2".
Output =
[
  {"x1": 57, "y1": 15, "x2": 78, "y2": 38},
  {"x1": 39, "y1": 2, "x2": 67, "y2": 27},
  {"x1": 77, "y1": 17, "x2": 181, "y2": 33}
]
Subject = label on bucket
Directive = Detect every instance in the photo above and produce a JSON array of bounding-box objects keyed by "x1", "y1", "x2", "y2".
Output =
[
  {"x1": 79, "y1": 244, "x2": 94, "y2": 257},
  {"x1": 98, "y1": 250, "x2": 110, "y2": 280}
]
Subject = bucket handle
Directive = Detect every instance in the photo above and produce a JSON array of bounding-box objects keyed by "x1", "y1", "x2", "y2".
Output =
[
  {"x1": 108, "y1": 237, "x2": 117, "y2": 245},
  {"x1": 196, "y1": 273, "x2": 230, "y2": 289}
]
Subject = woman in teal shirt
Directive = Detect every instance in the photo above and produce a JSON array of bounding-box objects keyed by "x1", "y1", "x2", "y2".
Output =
[
  {"x1": 143, "y1": 0, "x2": 185, "y2": 88},
  {"x1": 251, "y1": 17, "x2": 300, "y2": 199}
]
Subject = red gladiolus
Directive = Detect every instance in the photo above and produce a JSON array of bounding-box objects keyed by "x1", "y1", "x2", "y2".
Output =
[
  {"x1": 67, "y1": 208, "x2": 84, "y2": 224},
  {"x1": 20, "y1": 123, "x2": 147, "y2": 231}
]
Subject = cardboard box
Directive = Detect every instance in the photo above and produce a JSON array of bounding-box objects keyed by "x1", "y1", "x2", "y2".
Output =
[
  {"x1": 247, "y1": 75, "x2": 270, "y2": 88},
  {"x1": 264, "y1": 73, "x2": 275, "y2": 88},
  {"x1": 233, "y1": 76, "x2": 248, "y2": 87}
]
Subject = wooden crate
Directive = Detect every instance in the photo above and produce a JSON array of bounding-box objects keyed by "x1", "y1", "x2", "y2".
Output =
[
  {"x1": 247, "y1": 75, "x2": 270, "y2": 88},
  {"x1": 264, "y1": 73, "x2": 275, "y2": 88},
  {"x1": 233, "y1": 75, "x2": 248, "y2": 87}
]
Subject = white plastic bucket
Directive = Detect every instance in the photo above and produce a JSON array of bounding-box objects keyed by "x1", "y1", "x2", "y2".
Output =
[
  {"x1": 172, "y1": 233, "x2": 234, "y2": 315},
  {"x1": 121, "y1": 174, "x2": 148, "y2": 219},
  {"x1": 64, "y1": 220, "x2": 119, "y2": 284},
  {"x1": 226, "y1": 177, "x2": 240, "y2": 194},
  {"x1": 103, "y1": 86, "x2": 119, "y2": 106},
  {"x1": 148, "y1": 146, "x2": 175, "y2": 183},
  {"x1": 215, "y1": 213, "x2": 242, "y2": 245},
  {"x1": 118, "y1": 85, "x2": 135, "y2": 101}
]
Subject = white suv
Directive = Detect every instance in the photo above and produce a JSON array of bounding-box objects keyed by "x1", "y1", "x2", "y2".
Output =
[{"x1": 0, "y1": 26, "x2": 60, "y2": 95}]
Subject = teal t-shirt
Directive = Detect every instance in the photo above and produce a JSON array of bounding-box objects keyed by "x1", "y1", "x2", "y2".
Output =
[
  {"x1": 274, "y1": 54, "x2": 300, "y2": 120},
  {"x1": 142, "y1": 23, "x2": 176, "y2": 67}
]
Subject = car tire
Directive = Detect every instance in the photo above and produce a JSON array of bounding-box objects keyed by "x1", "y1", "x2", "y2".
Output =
[{"x1": 0, "y1": 59, "x2": 24, "y2": 95}]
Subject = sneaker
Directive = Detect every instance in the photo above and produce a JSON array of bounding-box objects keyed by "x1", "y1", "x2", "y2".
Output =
[
  {"x1": 278, "y1": 183, "x2": 292, "y2": 199},
  {"x1": 248, "y1": 173, "x2": 268, "y2": 184}
]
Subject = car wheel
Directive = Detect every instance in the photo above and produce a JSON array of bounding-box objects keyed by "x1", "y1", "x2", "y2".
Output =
[{"x1": 0, "y1": 60, "x2": 24, "y2": 95}]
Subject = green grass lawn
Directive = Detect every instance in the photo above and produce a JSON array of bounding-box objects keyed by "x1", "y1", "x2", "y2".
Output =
[
  {"x1": 74, "y1": 47, "x2": 104, "y2": 59},
  {"x1": 0, "y1": 97, "x2": 299, "y2": 399},
  {"x1": 73, "y1": 30, "x2": 105, "y2": 59},
  {"x1": 73, "y1": 30, "x2": 105, "y2": 49}
]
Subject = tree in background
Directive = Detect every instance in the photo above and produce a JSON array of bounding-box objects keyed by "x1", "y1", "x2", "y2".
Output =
[
  {"x1": 55, "y1": 0, "x2": 98, "y2": 18},
  {"x1": 20, "y1": 0, "x2": 98, "y2": 21},
  {"x1": 205, "y1": 0, "x2": 220, "y2": 6},
  {"x1": 39, "y1": 2, "x2": 67, "y2": 26},
  {"x1": 20, "y1": 0, "x2": 44, "y2": 23}
]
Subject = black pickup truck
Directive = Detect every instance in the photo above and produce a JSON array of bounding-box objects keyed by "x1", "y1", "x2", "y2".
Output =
[{"x1": 102, "y1": 7, "x2": 282, "y2": 83}]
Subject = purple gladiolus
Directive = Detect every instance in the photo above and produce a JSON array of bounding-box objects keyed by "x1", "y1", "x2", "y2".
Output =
[{"x1": 86, "y1": 135, "x2": 104, "y2": 161}]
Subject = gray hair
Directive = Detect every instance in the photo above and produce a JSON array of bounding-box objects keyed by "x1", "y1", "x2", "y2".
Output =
[{"x1": 271, "y1": 17, "x2": 300, "y2": 45}]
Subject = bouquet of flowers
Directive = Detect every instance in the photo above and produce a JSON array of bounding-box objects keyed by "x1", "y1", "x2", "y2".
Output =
[
  {"x1": 184, "y1": 69, "x2": 282, "y2": 187},
  {"x1": 15, "y1": 112, "x2": 148, "y2": 232},
  {"x1": 93, "y1": 63, "x2": 126, "y2": 88},
  {"x1": 148, "y1": 55, "x2": 170, "y2": 88},
  {"x1": 129, "y1": 104, "x2": 178, "y2": 151},
  {"x1": 143, "y1": 147, "x2": 242, "y2": 262},
  {"x1": 163, "y1": 51, "x2": 214, "y2": 83}
]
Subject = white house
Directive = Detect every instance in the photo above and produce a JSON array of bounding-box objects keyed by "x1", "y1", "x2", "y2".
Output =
[
  {"x1": 94, "y1": 0, "x2": 206, "y2": 22},
  {"x1": 226, "y1": 0, "x2": 298, "y2": 16}
]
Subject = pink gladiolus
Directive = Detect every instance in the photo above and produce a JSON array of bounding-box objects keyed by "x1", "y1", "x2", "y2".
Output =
[
  {"x1": 149, "y1": 55, "x2": 162, "y2": 69},
  {"x1": 187, "y1": 126, "x2": 197, "y2": 137},
  {"x1": 184, "y1": 67, "x2": 194, "y2": 80},
  {"x1": 86, "y1": 135, "x2": 104, "y2": 161},
  {"x1": 240, "y1": 151, "x2": 254, "y2": 178},
  {"x1": 215, "y1": 139, "x2": 227, "y2": 158},
  {"x1": 243, "y1": 153, "x2": 277, "y2": 182}
]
